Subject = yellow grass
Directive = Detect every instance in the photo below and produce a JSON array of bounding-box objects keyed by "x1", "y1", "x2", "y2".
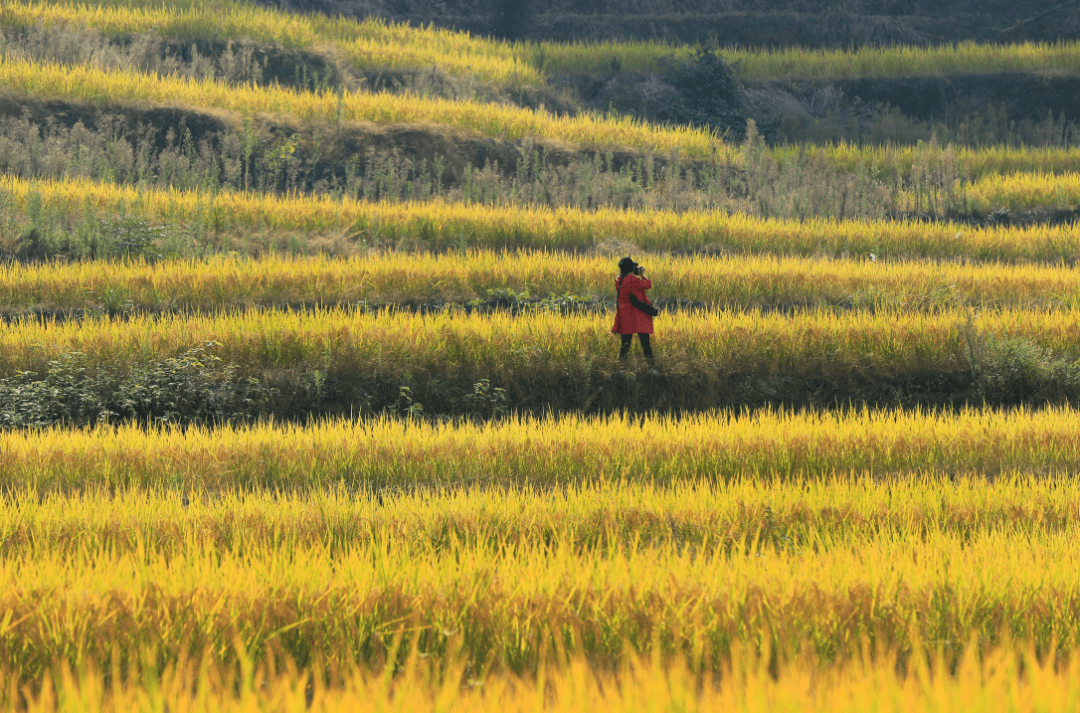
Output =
[
  {"x1": 6, "y1": 1, "x2": 1080, "y2": 707},
  {"x1": 888, "y1": 168, "x2": 1080, "y2": 214},
  {"x1": 5, "y1": 175, "x2": 1080, "y2": 262},
  {"x1": 15, "y1": 0, "x2": 1080, "y2": 85},
  {"x1": 0, "y1": 301, "x2": 1029, "y2": 378},
  {"x1": 5, "y1": 8, "x2": 1080, "y2": 177},
  {"x1": 0, "y1": 0, "x2": 543, "y2": 86},
  {"x1": 13, "y1": 640, "x2": 1080, "y2": 712},
  {"x1": 963, "y1": 170, "x2": 1080, "y2": 212},
  {"x1": 4, "y1": 464, "x2": 1080, "y2": 696},
  {"x1": 534, "y1": 38, "x2": 1080, "y2": 80},
  {"x1": 5, "y1": 406, "x2": 1080, "y2": 489},
  {"x1": 724, "y1": 40, "x2": 1080, "y2": 80},
  {"x1": 0, "y1": 55, "x2": 718, "y2": 155},
  {"x1": 775, "y1": 141, "x2": 1080, "y2": 178},
  {"x1": 12, "y1": 250, "x2": 1080, "y2": 312}
]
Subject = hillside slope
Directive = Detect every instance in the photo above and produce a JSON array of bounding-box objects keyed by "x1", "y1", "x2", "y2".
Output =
[{"x1": 254, "y1": 0, "x2": 1080, "y2": 46}]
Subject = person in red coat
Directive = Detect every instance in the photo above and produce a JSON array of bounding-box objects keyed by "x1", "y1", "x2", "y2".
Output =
[{"x1": 612, "y1": 256, "x2": 659, "y2": 362}]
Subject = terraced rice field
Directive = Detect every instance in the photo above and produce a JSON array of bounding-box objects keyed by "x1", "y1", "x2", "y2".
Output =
[
  {"x1": 2, "y1": 0, "x2": 1080, "y2": 709},
  {"x1": 6, "y1": 175, "x2": 1080, "y2": 260}
]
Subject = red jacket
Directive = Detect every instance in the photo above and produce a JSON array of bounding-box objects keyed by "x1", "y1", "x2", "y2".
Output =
[{"x1": 611, "y1": 274, "x2": 654, "y2": 335}]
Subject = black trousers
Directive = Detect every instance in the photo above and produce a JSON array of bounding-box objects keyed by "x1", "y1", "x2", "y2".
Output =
[{"x1": 619, "y1": 333, "x2": 653, "y2": 360}]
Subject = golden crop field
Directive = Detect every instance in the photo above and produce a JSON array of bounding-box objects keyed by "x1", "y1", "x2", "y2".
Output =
[
  {"x1": 3, "y1": 0, "x2": 1080, "y2": 707},
  {"x1": 962, "y1": 170, "x2": 1080, "y2": 211},
  {"x1": 8, "y1": 302, "x2": 1075, "y2": 379},
  {"x1": 4, "y1": 414, "x2": 1080, "y2": 705},
  {"x1": 11, "y1": 249, "x2": 1080, "y2": 313},
  {"x1": 0, "y1": 55, "x2": 720, "y2": 156},
  {"x1": 0, "y1": 20, "x2": 1077, "y2": 181},
  {"x1": 7, "y1": 175, "x2": 1080, "y2": 261},
  {"x1": 9, "y1": 0, "x2": 1080, "y2": 85},
  {"x1": 725, "y1": 39, "x2": 1080, "y2": 80},
  {"x1": 14, "y1": 644, "x2": 1080, "y2": 712},
  {"x1": 538, "y1": 39, "x2": 1080, "y2": 81},
  {"x1": 0, "y1": 0, "x2": 545, "y2": 86},
  {"x1": 778, "y1": 141, "x2": 1080, "y2": 179},
  {"x1": 5, "y1": 406, "x2": 1080, "y2": 488}
]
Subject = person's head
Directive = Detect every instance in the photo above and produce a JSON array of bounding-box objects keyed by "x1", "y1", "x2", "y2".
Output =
[{"x1": 618, "y1": 256, "x2": 637, "y2": 275}]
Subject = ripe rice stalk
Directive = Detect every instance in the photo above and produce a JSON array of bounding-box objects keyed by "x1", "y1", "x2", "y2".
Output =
[
  {"x1": 6, "y1": 176, "x2": 1080, "y2": 262},
  {"x1": 3, "y1": 473, "x2": 1080, "y2": 679},
  {"x1": 0, "y1": 0, "x2": 543, "y2": 86},
  {"x1": 10, "y1": 250, "x2": 1080, "y2": 312},
  {"x1": 5, "y1": 406, "x2": 1080, "y2": 489},
  {"x1": 5, "y1": 301, "x2": 1080, "y2": 383},
  {"x1": 6, "y1": 630, "x2": 1080, "y2": 711},
  {"x1": 533, "y1": 39, "x2": 1080, "y2": 81},
  {"x1": 18, "y1": 0, "x2": 1080, "y2": 86},
  {"x1": 0, "y1": 55, "x2": 718, "y2": 155}
]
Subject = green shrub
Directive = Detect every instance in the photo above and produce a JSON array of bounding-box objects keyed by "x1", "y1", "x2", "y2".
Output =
[
  {"x1": 964, "y1": 327, "x2": 1080, "y2": 405},
  {"x1": 660, "y1": 49, "x2": 749, "y2": 138},
  {"x1": 0, "y1": 344, "x2": 274, "y2": 427}
]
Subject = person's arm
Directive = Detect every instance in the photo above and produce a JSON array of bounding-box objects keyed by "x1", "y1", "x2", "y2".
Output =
[{"x1": 628, "y1": 292, "x2": 659, "y2": 316}]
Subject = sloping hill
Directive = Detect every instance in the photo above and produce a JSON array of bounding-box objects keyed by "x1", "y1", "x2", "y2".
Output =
[{"x1": 254, "y1": 0, "x2": 1080, "y2": 46}]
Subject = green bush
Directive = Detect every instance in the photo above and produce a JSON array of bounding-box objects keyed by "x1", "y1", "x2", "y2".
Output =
[
  {"x1": 660, "y1": 49, "x2": 749, "y2": 138},
  {"x1": 964, "y1": 328, "x2": 1080, "y2": 405},
  {"x1": 0, "y1": 344, "x2": 274, "y2": 428}
]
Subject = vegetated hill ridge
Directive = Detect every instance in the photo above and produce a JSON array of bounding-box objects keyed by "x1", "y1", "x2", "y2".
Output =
[{"x1": 253, "y1": 0, "x2": 1080, "y2": 46}]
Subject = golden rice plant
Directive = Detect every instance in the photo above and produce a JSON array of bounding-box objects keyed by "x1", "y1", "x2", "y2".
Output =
[
  {"x1": 890, "y1": 167, "x2": 1080, "y2": 214},
  {"x1": 11, "y1": 250, "x2": 1080, "y2": 313},
  {"x1": 7, "y1": 299, "x2": 1080, "y2": 386},
  {"x1": 12, "y1": 639, "x2": 1080, "y2": 713},
  {"x1": 0, "y1": 0, "x2": 543, "y2": 86},
  {"x1": 0, "y1": 55, "x2": 718, "y2": 155},
  {"x1": 723, "y1": 39, "x2": 1080, "y2": 81},
  {"x1": 5, "y1": 410, "x2": 1080, "y2": 707},
  {"x1": 4, "y1": 406, "x2": 1080, "y2": 489},
  {"x1": 9, "y1": 3, "x2": 1080, "y2": 184},
  {"x1": 3, "y1": 471, "x2": 1080, "y2": 680},
  {"x1": 516, "y1": 37, "x2": 1080, "y2": 80},
  {"x1": 9, "y1": 0, "x2": 1080, "y2": 86},
  {"x1": 775, "y1": 141, "x2": 1080, "y2": 178},
  {"x1": 11, "y1": 638, "x2": 1080, "y2": 712},
  {"x1": 7, "y1": 175, "x2": 1080, "y2": 262},
  {"x1": 10, "y1": 476, "x2": 1080, "y2": 553},
  {"x1": 962, "y1": 170, "x2": 1080, "y2": 212},
  {"x1": 0, "y1": 302, "x2": 985, "y2": 377}
]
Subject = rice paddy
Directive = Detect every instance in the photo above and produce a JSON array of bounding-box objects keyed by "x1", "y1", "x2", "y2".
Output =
[{"x1": 2, "y1": 0, "x2": 1080, "y2": 708}]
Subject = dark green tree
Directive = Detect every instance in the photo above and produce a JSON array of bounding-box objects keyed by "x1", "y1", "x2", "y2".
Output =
[
  {"x1": 493, "y1": 0, "x2": 530, "y2": 40},
  {"x1": 661, "y1": 48, "x2": 749, "y2": 138}
]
